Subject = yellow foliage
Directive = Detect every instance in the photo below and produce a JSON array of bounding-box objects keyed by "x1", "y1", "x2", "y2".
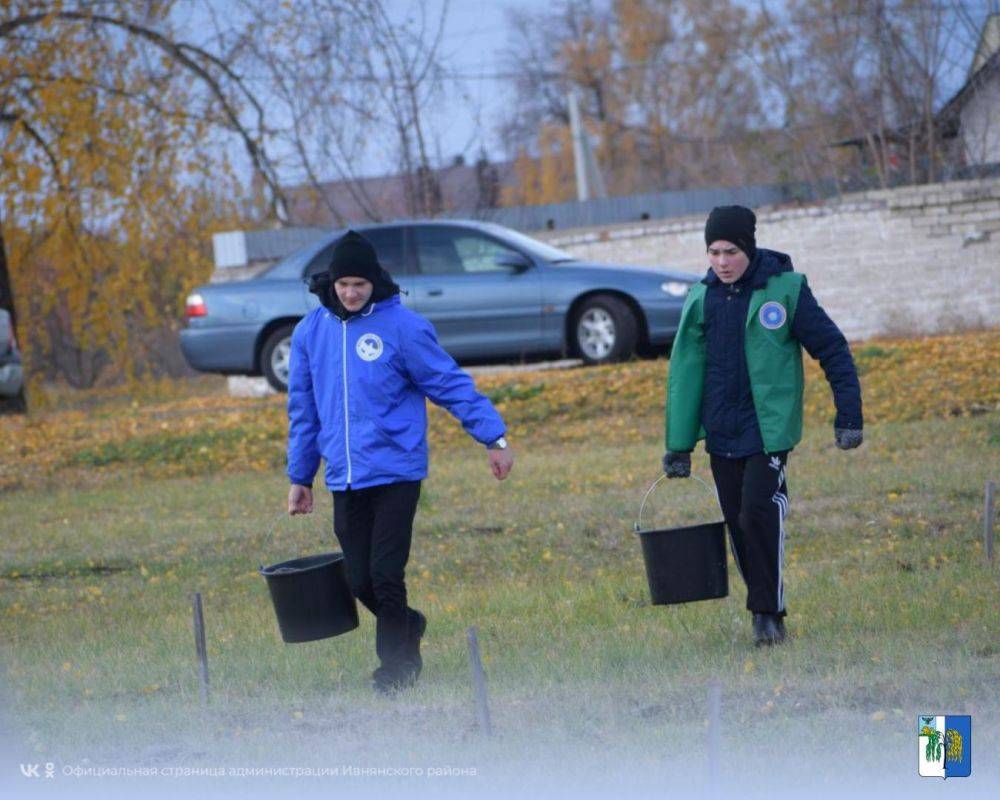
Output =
[
  {"x1": 502, "y1": 0, "x2": 773, "y2": 200},
  {"x1": 501, "y1": 125, "x2": 577, "y2": 207},
  {"x1": 1, "y1": 1, "x2": 248, "y2": 389}
]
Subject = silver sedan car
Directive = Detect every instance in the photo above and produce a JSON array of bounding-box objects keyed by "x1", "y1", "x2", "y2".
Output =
[{"x1": 181, "y1": 220, "x2": 699, "y2": 391}]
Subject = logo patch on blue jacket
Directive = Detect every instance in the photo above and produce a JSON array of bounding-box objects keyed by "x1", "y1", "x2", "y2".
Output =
[
  {"x1": 356, "y1": 333, "x2": 383, "y2": 361},
  {"x1": 759, "y1": 301, "x2": 787, "y2": 330}
]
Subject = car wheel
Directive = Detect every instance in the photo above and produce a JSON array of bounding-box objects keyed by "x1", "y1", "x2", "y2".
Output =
[
  {"x1": 261, "y1": 325, "x2": 295, "y2": 392},
  {"x1": 572, "y1": 294, "x2": 639, "y2": 365}
]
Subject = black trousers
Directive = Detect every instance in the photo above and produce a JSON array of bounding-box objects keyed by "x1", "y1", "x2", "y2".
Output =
[
  {"x1": 332, "y1": 480, "x2": 422, "y2": 674},
  {"x1": 709, "y1": 452, "x2": 789, "y2": 618}
]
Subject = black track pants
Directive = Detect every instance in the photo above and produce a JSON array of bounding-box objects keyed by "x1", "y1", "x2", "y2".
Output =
[
  {"x1": 709, "y1": 452, "x2": 790, "y2": 618},
  {"x1": 332, "y1": 480, "x2": 422, "y2": 674}
]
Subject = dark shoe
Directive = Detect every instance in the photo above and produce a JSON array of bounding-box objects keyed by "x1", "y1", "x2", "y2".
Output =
[
  {"x1": 752, "y1": 612, "x2": 787, "y2": 647},
  {"x1": 372, "y1": 665, "x2": 410, "y2": 696},
  {"x1": 408, "y1": 609, "x2": 427, "y2": 678},
  {"x1": 752, "y1": 613, "x2": 770, "y2": 646},
  {"x1": 372, "y1": 666, "x2": 395, "y2": 696},
  {"x1": 372, "y1": 610, "x2": 426, "y2": 696}
]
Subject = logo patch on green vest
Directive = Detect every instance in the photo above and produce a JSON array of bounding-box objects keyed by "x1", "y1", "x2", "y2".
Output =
[{"x1": 759, "y1": 301, "x2": 787, "y2": 330}]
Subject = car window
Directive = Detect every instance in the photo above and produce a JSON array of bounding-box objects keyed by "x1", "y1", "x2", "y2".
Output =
[
  {"x1": 480, "y1": 222, "x2": 576, "y2": 262},
  {"x1": 302, "y1": 227, "x2": 407, "y2": 279},
  {"x1": 263, "y1": 239, "x2": 333, "y2": 280},
  {"x1": 415, "y1": 227, "x2": 522, "y2": 275},
  {"x1": 360, "y1": 227, "x2": 408, "y2": 276}
]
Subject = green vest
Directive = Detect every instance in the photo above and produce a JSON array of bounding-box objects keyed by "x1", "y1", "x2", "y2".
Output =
[{"x1": 666, "y1": 272, "x2": 805, "y2": 454}]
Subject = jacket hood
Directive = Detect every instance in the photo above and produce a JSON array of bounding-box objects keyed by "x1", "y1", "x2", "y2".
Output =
[
  {"x1": 307, "y1": 266, "x2": 402, "y2": 320},
  {"x1": 701, "y1": 247, "x2": 793, "y2": 289}
]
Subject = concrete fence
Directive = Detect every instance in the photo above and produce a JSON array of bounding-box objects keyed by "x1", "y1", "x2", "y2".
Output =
[{"x1": 539, "y1": 177, "x2": 1000, "y2": 341}]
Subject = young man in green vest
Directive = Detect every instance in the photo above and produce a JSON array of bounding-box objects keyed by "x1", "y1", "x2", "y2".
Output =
[{"x1": 663, "y1": 205, "x2": 863, "y2": 646}]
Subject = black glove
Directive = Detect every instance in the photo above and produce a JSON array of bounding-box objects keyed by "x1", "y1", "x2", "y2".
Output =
[
  {"x1": 662, "y1": 450, "x2": 691, "y2": 478},
  {"x1": 834, "y1": 427, "x2": 863, "y2": 450}
]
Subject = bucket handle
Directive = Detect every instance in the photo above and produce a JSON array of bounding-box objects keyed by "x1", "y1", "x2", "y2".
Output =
[
  {"x1": 634, "y1": 472, "x2": 722, "y2": 533},
  {"x1": 258, "y1": 510, "x2": 326, "y2": 572}
]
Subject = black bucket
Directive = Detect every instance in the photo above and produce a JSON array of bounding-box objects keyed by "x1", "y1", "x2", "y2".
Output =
[
  {"x1": 633, "y1": 475, "x2": 729, "y2": 605},
  {"x1": 259, "y1": 552, "x2": 359, "y2": 643}
]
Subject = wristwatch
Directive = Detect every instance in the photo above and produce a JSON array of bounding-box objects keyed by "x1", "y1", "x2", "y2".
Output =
[{"x1": 487, "y1": 436, "x2": 508, "y2": 450}]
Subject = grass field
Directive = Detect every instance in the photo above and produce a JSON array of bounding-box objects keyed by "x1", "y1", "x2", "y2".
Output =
[{"x1": 1, "y1": 334, "x2": 999, "y2": 799}]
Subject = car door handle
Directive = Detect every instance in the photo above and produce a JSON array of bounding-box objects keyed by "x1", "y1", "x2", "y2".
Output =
[{"x1": 427, "y1": 289, "x2": 443, "y2": 297}]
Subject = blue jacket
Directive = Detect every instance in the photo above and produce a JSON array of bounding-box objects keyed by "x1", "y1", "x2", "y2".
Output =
[
  {"x1": 286, "y1": 293, "x2": 507, "y2": 491},
  {"x1": 700, "y1": 248, "x2": 862, "y2": 458}
]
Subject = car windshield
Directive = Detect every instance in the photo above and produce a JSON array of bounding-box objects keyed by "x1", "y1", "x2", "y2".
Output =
[{"x1": 481, "y1": 224, "x2": 577, "y2": 263}]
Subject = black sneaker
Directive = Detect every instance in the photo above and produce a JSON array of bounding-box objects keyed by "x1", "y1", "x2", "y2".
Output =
[{"x1": 752, "y1": 612, "x2": 787, "y2": 647}]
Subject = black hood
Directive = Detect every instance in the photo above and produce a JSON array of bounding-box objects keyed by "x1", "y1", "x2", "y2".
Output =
[
  {"x1": 307, "y1": 267, "x2": 401, "y2": 320},
  {"x1": 701, "y1": 248, "x2": 793, "y2": 289}
]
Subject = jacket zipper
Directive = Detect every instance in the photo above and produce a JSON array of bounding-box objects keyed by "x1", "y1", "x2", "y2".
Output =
[{"x1": 341, "y1": 318, "x2": 352, "y2": 486}]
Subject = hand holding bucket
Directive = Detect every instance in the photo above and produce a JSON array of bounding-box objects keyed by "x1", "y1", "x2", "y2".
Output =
[{"x1": 288, "y1": 484, "x2": 313, "y2": 515}]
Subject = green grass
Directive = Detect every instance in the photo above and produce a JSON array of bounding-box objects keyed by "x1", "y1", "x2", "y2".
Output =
[
  {"x1": 1, "y1": 412, "x2": 998, "y2": 792},
  {"x1": 66, "y1": 425, "x2": 282, "y2": 468}
]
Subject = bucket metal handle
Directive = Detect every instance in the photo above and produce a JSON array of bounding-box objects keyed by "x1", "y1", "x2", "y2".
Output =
[{"x1": 634, "y1": 472, "x2": 722, "y2": 533}]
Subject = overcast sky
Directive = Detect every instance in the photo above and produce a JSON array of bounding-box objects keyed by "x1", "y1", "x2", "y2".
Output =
[
  {"x1": 176, "y1": 0, "x2": 995, "y2": 186},
  {"x1": 422, "y1": 0, "x2": 529, "y2": 166},
  {"x1": 172, "y1": 0, "x2": 526, "y2": 183}
]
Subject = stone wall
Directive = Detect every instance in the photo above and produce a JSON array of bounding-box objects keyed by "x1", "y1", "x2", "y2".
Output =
[{"x1": 539, "y1": 177, "x2": 1000, "y2": 341}]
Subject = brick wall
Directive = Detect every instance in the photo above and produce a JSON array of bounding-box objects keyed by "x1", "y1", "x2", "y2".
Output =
[{"x1": 539, "y1": 177, "x2": 1000, "y2": 341}]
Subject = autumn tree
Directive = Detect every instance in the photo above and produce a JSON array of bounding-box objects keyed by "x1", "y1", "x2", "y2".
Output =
[
  {"x1": 499, "y1": 0, "x2": 619, "y2": 204},
  {"x1": 498, "y1": 0, "x2": 994, "y2": 203},
  {"x1": 497, "y1": 0, "x2": 772, "y2": 205},
  {"x1": 760, "y1": 0, "x2": 991, "y2": 188},
  {"x1": 0, "y1": 0, "x2": 287, "y2": 408}
]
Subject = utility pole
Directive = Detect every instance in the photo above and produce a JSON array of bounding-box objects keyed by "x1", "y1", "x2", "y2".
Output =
[{"x1": 567, "y1": 90, "x2": 607, "y2": 202}]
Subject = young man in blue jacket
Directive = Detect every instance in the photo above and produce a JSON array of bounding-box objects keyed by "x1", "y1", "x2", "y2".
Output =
[
  {"x1": 285, "y1": 230, "x2": 514, "y2": 694},
  {"x1": 663, "y1": 206, "x2": 862, "y2": 647}
]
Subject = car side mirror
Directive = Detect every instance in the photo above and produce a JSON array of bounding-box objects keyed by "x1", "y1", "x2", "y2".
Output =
[{"x1": 493, "y1": 252, "x2": 533, "y2": 272}]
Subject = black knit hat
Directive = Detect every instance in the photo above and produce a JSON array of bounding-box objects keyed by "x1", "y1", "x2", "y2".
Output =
[
  {"x1": 704, "y1": 205, "x2": 757, "y2": 260},
  {"x1": 328, "y1": 230, "x2": 381, "y2": 282}
]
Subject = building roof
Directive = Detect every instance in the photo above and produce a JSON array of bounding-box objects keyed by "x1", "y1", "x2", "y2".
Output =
[
  {"x1": 831, "y1": 44, "x2": 1000, "y2": 150},
  {"x1": 282, "y1": 158, "x2": 517, "y2": 228},
  {"x1": 935, "y1": 47, "x2": 1000, "y2": 134},
  {"x1": 970, "y1": 13, "x2": 1000, "y2": 78}
]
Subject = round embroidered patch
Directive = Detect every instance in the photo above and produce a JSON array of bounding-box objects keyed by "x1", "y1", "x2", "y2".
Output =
[
  {"x1": 356, "y1": 333, "x2": 383, "y2": 361},
  {"x1": 759, "y1": 301, "x2": 787, "y2": 330}
]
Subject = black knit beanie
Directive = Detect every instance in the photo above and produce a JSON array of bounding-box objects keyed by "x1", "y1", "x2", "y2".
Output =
[
  {"x1": 704, "y1": 206, "x2": 757, "y2": 260},
  {"x1": 328, "y1": 230, "x2": 381, "y2": 282}
]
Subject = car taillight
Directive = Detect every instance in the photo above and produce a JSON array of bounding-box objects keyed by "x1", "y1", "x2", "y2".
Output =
[{"x1": 185, "y1": 293, "x2": 207, "y2": 318}]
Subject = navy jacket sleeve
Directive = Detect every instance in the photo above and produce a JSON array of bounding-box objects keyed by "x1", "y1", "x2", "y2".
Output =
[
  {"x1": 400, "y1": 315, "x2": 507, "y2": 446},
  {"x1": 286, "y1": 321, "x2": 322, "y2": 486},
  {"x1": 791, "y1": 278, "x2": 863, "y2": 429}
]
